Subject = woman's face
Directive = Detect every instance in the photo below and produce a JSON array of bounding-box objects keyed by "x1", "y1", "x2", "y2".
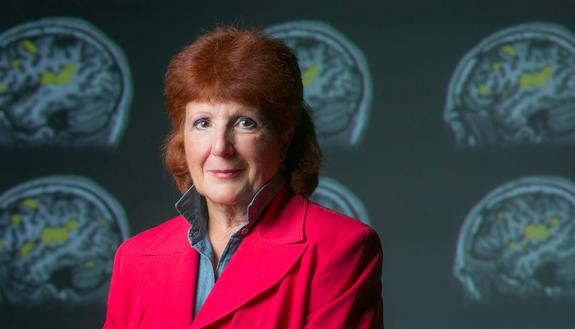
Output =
[{"x1": 183, "y1": 101, "x2": 289, "y2": 207}]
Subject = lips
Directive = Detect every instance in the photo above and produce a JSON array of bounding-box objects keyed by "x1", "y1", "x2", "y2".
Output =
[{"x1": 208, "y1": 169, "x2": 244, "y2": 179}]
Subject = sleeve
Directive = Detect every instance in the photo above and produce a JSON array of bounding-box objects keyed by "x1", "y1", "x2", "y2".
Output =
[
  {"x1": 305, "y1": 226, "x2": 383, "y2": 329},
  {"x1": 103, "y1": 242, "x2": 146, "y2": 329}
]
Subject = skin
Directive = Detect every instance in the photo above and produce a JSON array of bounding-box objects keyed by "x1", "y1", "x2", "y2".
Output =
[{"x1": 183, "y1": 101, "x2": 291, "y2": 265}]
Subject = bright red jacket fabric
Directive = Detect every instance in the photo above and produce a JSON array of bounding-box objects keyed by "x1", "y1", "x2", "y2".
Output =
[{"x1": 103, "y1": 188, "x2": 383, "y2": 329}]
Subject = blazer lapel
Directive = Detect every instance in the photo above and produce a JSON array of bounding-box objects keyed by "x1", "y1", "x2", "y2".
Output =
[
  {"x1": 190, "y1": 190, "x2": 309, "y2": 329},
  {"x1": 136, "y1": 249, "x2": 199, "y2": 327},
  {"x1": 133, "y1": 217, "x2": 199, "y2": 327}
]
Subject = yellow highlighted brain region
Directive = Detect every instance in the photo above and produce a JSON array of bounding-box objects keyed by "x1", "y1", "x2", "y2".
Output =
[
  {"x1": 0, "y1": 176, "x2": 129, "y2": 306},
  {"x1": 444, "y1": 23, "x2": 575, "y2": 147},
  {"x1": 0, "y1": 17, "x2": 132, "y2": 148},
  {"x1": 453, "y1": 176, "x2": 575, "y2": 302},
  {"x1": 265, "y1": 21, "x2": 372, "y2": 147}
]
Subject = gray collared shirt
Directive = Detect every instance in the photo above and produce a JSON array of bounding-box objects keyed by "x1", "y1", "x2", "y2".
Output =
[{"x1": 175, "y1": 175, "x2": 284, "y2": 316}]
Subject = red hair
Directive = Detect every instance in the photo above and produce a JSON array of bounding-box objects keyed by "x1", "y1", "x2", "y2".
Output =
[{"x1": 163, "y1": 26, "x2": 321, "y2": 196}]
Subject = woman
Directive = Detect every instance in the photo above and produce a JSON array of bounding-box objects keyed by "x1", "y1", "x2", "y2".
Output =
[{"x1": 104, "y1": 26, "x2": 383, "y2": 329}]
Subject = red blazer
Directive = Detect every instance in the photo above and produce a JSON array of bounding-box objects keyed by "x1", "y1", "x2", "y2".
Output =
[{"x1": 104, "y1": 188, "x2": 383, "y2": 329}]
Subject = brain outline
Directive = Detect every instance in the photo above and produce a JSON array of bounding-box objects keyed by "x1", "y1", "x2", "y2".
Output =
[
  {"x1": 454, "y1": 176, "x2": 575, "y2": 302},
  {"x1": 0, "y1": 175, "x2": 129, "y2": 306},
  {"x1": 310, "y1": 176, "x2": 371, "y2": 226},
  {"x1": 0, "y1": 17, "x2": 133, "y2": 148},
  {"x1": 265, "y1": 20, "x2": 373, "y2": 147},
  {"x1": 444, "y1": 22, "x2": 575, "y2": 147}
]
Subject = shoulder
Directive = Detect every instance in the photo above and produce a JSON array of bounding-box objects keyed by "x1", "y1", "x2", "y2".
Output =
[
  {"x1": 300, "y1": 201, "x2": 383, "y2": 323},
  {"x1": 304, "y1": 200, "x2": 381, "y2": 250},
  {"x1": 117, "y1": 215, "x2": 191, "y2": 256}
]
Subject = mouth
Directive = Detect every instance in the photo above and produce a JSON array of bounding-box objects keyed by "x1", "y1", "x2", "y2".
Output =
[{"x1": 208, "y1": 169, "x2": 244, "y2": 179}]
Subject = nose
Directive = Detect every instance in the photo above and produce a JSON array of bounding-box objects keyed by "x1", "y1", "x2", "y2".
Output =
[{"x1": 211, "y1": 126, "x2": 235, "y2": 156}]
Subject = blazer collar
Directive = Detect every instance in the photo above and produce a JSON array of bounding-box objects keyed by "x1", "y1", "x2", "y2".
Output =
[
  {"x1": 138, "y1": 216, "x2": 193, "y2": 255},
  {"x1": 135, "y1": 245, "x2": 198, "y2": 328},
  {"x1": 253, "y1": 187, "x2": 307, "y2": 244}
]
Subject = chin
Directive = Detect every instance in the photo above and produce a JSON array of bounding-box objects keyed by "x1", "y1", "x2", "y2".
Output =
[{"x1": 205, "y1": 189, "x2": 248, "y2": 206}]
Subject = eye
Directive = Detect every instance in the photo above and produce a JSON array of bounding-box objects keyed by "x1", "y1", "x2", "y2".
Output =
[
  {"x1": 192, "y1": 118, "x2": 210, "y2": 130},
  {"x1": 236, "y1": 117, "x2": 258, "y2": 130}
]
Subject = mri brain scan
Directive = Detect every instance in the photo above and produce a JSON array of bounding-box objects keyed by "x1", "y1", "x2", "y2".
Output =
[
  {"x1": 310, "y1": 176, "x2": 371, "y2": 225},
  {"x1": 265, "y1": 21, "x2": 372, "y2": 147},
  {"x1": 445, "y1": 23, "x2": 575, "y2": 147},
  {"x1": 0, "y1": 17, "x2": 132, "y2": 148},
  {"x1": 0, "y1": 176, "x2": 129, "y2": 306},
  {"x1": 454, "y1": 176, "x2": 575, "y2": 302}
]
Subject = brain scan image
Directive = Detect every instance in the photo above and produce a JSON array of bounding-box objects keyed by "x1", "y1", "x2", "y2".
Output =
[
  {"x1": 0, "y1": 176, "x2": 129, "y2": 307},
  {"x1": 444, "y1": 23, "x2": 575, "y2": 147},
  {"x1": 0, "y1": 17, "x2": 132, "y2": 148},
  {"x1": 310, "y1": 176, "x2": 371, "y2": 226},
  {"x1": 265, "y1": 21, "x2": 372, "y2": 147},
  {"x1": 454, "y1": 176, "x2": 575, "y2": 302}
]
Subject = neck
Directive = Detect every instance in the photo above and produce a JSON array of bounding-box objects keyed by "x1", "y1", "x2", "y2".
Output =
[
  {"x1": 207, "y1": 201, "x2": 248, "y2": 242},
  {"x1": 205, "y1": 201, "x2": 249, "y2": 234},
  {"x1": 205, "y1": 201, "x2": 249, "y2": 265}
]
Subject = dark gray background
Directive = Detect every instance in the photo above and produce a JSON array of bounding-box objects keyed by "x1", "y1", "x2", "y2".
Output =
[{"x1": 2, "y1": 0, "x2": 575, "y2": 328}]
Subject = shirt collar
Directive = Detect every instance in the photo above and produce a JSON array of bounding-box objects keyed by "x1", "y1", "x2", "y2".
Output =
[{"x1": 175, "y1": 174, "x2": 285, "y2": 245}]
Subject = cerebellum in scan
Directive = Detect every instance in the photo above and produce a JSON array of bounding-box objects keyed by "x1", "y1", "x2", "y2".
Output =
[
  {"x1": 444, "y1": 23, "x2": 575, "y2": 147},
  {"x1": 265, "y1": 21, "x2": 372, "y2": 147},
  {"x1": 310, "y1": 176, "x2": 371, "y2": 226},
  {"x1": 0, "y1": 17, "x2": 132, "y2": 149},
  {"x1": 0, "y1": 176, "x2": 129, "y2": 307},
  {"x1": 454, "y1": 176, "x2": 575, "y2": 302}
]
